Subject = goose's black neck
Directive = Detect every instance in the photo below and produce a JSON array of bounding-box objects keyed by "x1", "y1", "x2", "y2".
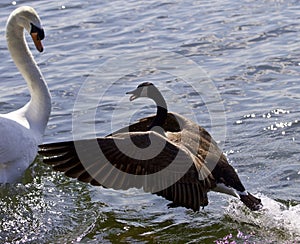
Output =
[
  {"x1": 148, "y1": 87, "x2": 168, "y2": 130},
  {"x1": 150, "y1": 106, "x2": 168, "y2": 129}
]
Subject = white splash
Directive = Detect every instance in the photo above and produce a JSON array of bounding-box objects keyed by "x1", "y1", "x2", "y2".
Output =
[{"x1": 225, "y1": 193, "x2": 300, "y2": 242}]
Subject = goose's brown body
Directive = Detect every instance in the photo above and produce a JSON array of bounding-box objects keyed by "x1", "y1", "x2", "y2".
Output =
[{"x1": 39, "y1": 83, "x2": 262, "y2": 211}]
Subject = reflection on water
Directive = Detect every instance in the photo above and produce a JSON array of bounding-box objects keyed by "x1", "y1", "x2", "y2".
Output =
[{"x1": 0, "y1": 0, "x2": 299, "y2": 243}]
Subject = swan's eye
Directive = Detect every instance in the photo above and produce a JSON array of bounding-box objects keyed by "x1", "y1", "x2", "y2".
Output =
[{"x1": 30, "y1": 23, "x2": 45, "y2": 41}]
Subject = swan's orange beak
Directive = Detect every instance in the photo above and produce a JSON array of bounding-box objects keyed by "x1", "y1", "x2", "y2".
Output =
[{"x1": 30, "y1": 32, "x2": 44, "y2": 52}]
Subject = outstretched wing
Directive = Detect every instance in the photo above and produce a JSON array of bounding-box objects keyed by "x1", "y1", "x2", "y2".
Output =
[{"x1": 39, "y1": 131, "x2": 216, "y2": 211}]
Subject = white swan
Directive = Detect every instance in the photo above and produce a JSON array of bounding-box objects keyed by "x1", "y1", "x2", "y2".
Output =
[{"x1": 0, "y1": 6, "x2": 51, "y2": 183}]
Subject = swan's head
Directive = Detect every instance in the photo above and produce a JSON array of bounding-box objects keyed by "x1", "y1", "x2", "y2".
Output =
[
  {"x1": 126, "y1": 82, "x2": 156, "y2": 101},
  {"x1": 9, "y1": 6, "x2": 45, "y2": 52}
]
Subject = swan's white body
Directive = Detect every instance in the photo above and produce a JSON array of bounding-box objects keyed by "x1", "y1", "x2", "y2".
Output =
[{"x1": 0, "y1": 6, "x2": 51, "y2": 183}]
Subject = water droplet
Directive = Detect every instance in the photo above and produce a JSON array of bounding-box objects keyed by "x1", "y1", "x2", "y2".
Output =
[
  {"x1": 264, "y1": 113, "x2": 271, "y2": 118},
  {"x1": 11, "y1": 1, "x2": 16, "y2": 5}
]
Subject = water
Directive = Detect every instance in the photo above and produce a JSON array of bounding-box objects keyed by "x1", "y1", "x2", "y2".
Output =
[{"x1": 0, "y1": 0, "x2": 299, "y2": 243}]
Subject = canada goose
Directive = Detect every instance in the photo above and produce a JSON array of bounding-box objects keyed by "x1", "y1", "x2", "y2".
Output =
[
  {"x1": 0, "y1": 7, "x2": 51, "y2": 183},
  {"x1": 39, "y1": 82, "x2": 262, "y2": 211}
]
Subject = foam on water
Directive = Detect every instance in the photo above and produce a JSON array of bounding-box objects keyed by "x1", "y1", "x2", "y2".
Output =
[{"x1": 226, "y1": 193, "x2": 300, "y2": 242}]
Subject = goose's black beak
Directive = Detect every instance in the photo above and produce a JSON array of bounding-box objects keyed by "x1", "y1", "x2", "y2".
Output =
[{"x1": 126, "y1": 89, "x2": 139, "y2": 101}]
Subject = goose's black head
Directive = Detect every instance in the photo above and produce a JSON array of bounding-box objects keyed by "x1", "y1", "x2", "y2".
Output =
[
  {"x1": 126, "y1": 82, "x2": 155, "y2": 101},
  {"x1": 126, "y1": 82, "x2": 168, "y2": 130}
]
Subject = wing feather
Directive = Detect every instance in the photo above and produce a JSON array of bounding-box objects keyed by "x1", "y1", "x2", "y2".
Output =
[{"x1": 39, "y1": 130, "x2": 216, "y2": 211}]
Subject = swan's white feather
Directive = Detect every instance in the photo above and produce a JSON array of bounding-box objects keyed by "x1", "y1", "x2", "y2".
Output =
[
  {"x1": 0, "y1": 116, "x2": 38, "y2": 182},
  {"x1": 0, "y1": 6, "x2": 51, "y2": 183}
]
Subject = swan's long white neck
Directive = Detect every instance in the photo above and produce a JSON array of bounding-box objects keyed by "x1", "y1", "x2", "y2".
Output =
[{"x1": 6, "y1": 13, "x2": 51, "y2": 142}]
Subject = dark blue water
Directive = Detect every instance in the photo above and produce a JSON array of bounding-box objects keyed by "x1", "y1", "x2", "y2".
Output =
[{"x1": 0, "y1": 0, "x2": 299, "y2": 243}]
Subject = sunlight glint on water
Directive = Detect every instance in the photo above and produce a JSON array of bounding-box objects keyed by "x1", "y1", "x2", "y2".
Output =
[{"x1": 0, "y1": 0, "x2": 299, "y2": 243}]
